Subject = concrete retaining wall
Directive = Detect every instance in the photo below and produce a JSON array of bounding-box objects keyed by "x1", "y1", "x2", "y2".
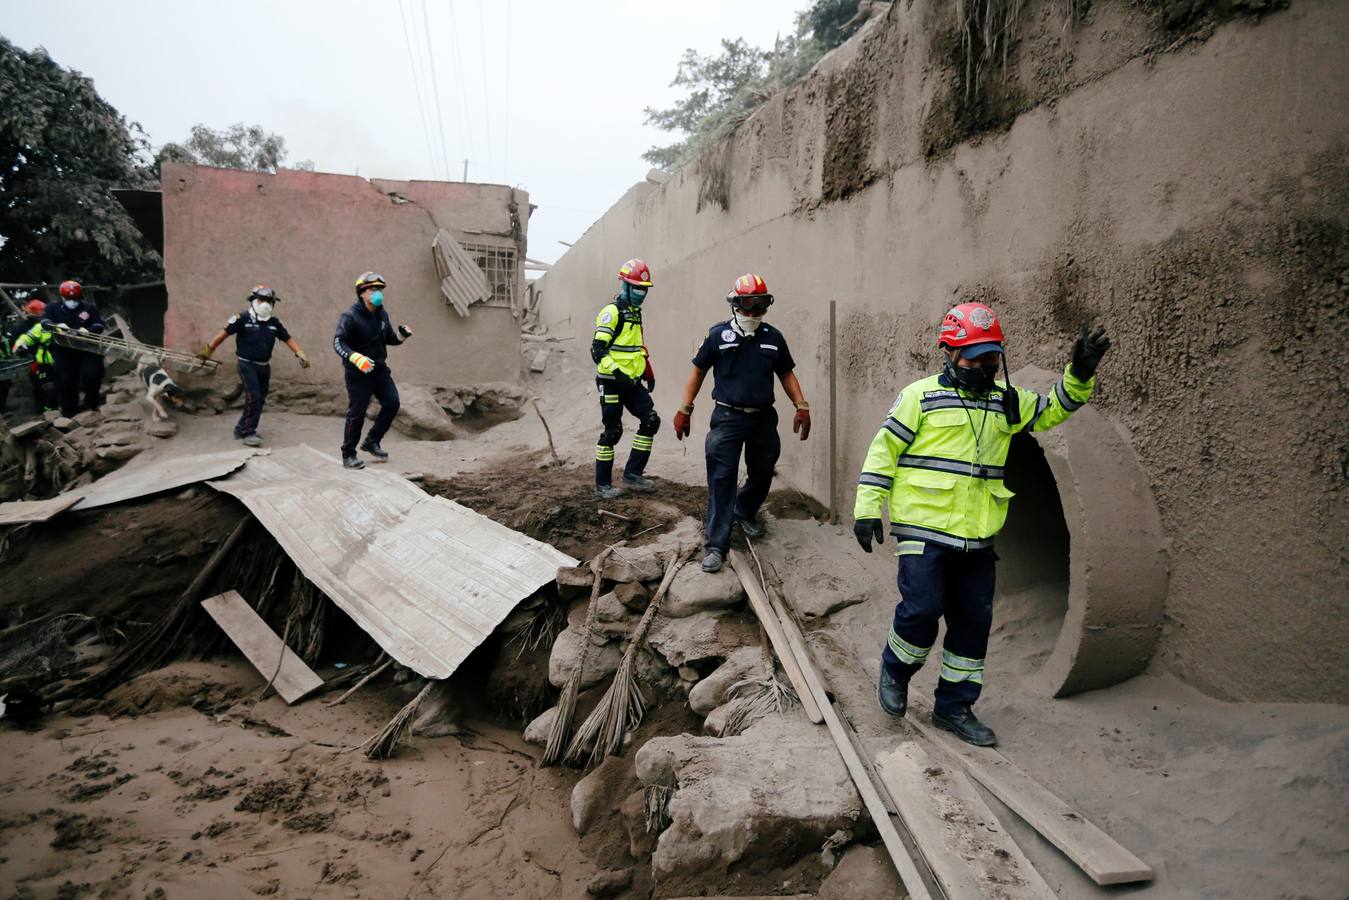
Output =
[{"x1": 535, "y1": 0, "x2": 1349, "y2": 703}]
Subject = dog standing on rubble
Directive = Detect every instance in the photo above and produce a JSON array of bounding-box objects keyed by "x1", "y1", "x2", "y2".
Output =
[{"x1": 137, "y1": 362, "x2": 184, "y2": 420}]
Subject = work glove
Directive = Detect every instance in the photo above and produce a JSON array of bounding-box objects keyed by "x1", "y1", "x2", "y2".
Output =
[
  {"x1": 397, "y1": 324, "x2": 413, "y2": 339},
  {"x1": 196, "y1": 344, "x2": 214, "y2": 360},
  {"x1": 673, "y1": 405, "x2": 692, "y2": 441},
  {"x1": 348, "y1": 351, "x2": 375, "y2": 374},
  {"x1": 590, "y1": 338, "x2": 609, "y2": 365},
  {"x1": 295, "y1": 350, "x2": 311, "y2": 368},
  {"x1": 793, "y1": 406, "x2": 811, "y2": 441},
  {"x1": 854, "y1": 518, "x2": 885, "y2": 553},
  {"x1": 1070, "y1": 324, "x2": 1111, "y2": 380},
  {"x1": 642, "y1": 358, "x2": 655, "y2": 393}
]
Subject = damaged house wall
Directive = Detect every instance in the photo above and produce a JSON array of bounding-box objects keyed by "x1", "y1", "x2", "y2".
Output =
[
  {"x1": 160, "y1": 163, "x2": 524, "y2": 402},
  {"x1": 535, "y1": 0, "x2": 1349, "y2": 703}
]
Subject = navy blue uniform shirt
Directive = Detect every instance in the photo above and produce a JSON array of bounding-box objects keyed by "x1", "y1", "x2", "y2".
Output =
[
  {"x1": 692, "y1": 320, "x2": 795, "y2": 409},
  {"x1": 224, "y1": 309, "x2": 290, "y2": 363},
  {"x1": 43, "y1": 301, "x2": 105, "y2": 334},
  {"x1": 333, "y1": 301, "x2": 403, "y2": 370}
]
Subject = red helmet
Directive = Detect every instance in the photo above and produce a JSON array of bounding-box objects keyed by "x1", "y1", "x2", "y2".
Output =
[
  {"x1": 727, "y1": 273, "x2": 774, "y2": 313},
  {"x1": 24, "y1": 299, "x2": 46, "y2": 316},
  {"x1": 618, "y1": 258, "x2": 653, "y2": 287},
  {"x1": 938, "y1": 302, "x2": 1004, "y2": 358},
  {"x1": 59, "y1": 280, "x2": 83, "y2": 299}
]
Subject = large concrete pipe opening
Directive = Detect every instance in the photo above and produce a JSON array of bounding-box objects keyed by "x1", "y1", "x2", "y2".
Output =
[{"x1": 998, "y1": 367, "x2": 1170, "y2": 698}]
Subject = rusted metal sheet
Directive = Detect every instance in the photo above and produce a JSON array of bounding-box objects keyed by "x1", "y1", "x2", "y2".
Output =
[
  {"x1": 432, "y1": 229, "x2": 489, "y2": 317},
  {"x1": 73, "y1": 448, "x2": 260, "y2": 511},
  {"x1": 0, "y1": 448, "x2": 259, "y2": 523},
  {"x1": 209, "y1": 445, "x2": 576, "y2": 679}
]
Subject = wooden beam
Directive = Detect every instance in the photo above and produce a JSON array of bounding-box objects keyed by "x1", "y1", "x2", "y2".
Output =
[
  {"x1": 907, "y1": 704, "x2": 1154, "y2": 886},
  {"x1": 728, "y1": 551, "x2": 822, "y2": 724},
  {"x1": 201, "y1": 590, "x2": 323, "y2": 704},
  {"x1": 875, "y1": 742, "x2": 1057, "y2": 899}
]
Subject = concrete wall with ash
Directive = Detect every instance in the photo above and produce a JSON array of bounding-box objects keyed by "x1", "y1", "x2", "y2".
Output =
[
  {"x1": 161, "y1": 164, "x2": 525, "y2": 402},
  {"x1": 535, "y1": 0, "x2": 1349, "y2": 703}
]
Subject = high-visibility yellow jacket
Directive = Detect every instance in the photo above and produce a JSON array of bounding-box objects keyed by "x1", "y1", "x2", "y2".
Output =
[
  {"x1": 593, "y1": 300, "x2": 647, "y2": 380},
  {"x1": 854, "y1": 365, "x2": 1094, "y2": 550},
  {"x1": 13, "y1": 321, "x2": 55, "y2": 368}
]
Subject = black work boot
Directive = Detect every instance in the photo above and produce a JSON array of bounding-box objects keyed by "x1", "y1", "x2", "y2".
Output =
[
  {"x1": 932, "y1": 706, "x2": 997, "y2": 747},
  {"x1": 342, "y1": 455, "x2": 365, "y2": 470},
  {"x1": 622, "y1": 473, "x2": 654, "y2": 493},
  {"x1": 700, "y1": 548, "x2": 725, "y2": 573},
  {"x1": 877, "y1": 668, "x2": 908, "y2": 718},
  {"x1": 360, "y1": 439, "x2": 389, "y2": 460},
  {"x1": 594, "y1": 484, "x2": 622, "y2": 500}
]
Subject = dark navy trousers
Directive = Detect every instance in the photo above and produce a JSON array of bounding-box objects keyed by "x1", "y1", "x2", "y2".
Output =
[
  {"x1": 881, "y1": 541, "x2": 997, "y2": 715},
  {"x1": 703, "y1": 405, "x2": 780, "y2": 552},
  {"x1": 342, "y1": 365, "x2": 400, "y2": 456},
  {"x1": 235, "y1": 360, "x2": 271, "y2": 438},
  {"x1": 53, "y1": 349, "x2": 103, "y2": 418}
]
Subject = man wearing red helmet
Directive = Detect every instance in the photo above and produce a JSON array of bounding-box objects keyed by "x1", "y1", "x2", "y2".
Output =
[
  {"x1": 854, "y1": 303, "x2": 1109, "y2": 746},
  {"x1": 8, "y1": 300, "x2": 57, "y2": 414},
  {"x1": 591, "y1": 258, "x2": 660, "y2": 498},
  {"x1": 42, "y1": 280, "x2": 106, "y2": 417},
  {"x1": 674, "y1": 274, "x2": 811, "y2": 573}
]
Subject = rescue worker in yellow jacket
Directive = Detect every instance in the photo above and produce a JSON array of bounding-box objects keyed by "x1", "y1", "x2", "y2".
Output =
[
  {"x1": 591, "y1": 258, "x2": 659, "y2": 499},
  {"x1": 854, "y1": 302, "x2": 1110, "y2": 746}
]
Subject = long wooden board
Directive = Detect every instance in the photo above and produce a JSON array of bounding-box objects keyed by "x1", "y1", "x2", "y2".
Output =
[
  {"x1": 0, "y1": 494, "x2": 81, "y2": 525},
  {"x1": 728, "y1": 551, "x2": 823, "y2": 723},
  {"x1": 908, "y1": 703, "x2": 1153, "y2": 886},
  {"x1": 875, "y1": 742, "x2": 1058, "y2": 899},
  {"x1": 201, "y1": 590, "x2": 323, "y2": 704}
]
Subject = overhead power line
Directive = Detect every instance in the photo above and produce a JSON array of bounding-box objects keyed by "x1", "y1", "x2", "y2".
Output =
[
  {"x1": 398, "y1": 0, "x2": 441, "y2": 178},
  {"x1": 444, "y1": 0, "x2": 477, "y2": 179},
  {"x1": 421, "y1": 0, "x2": 454, "y2": 180},
  {"x1": 477, "y1": 0, "x2": 495, "y2": 182}
]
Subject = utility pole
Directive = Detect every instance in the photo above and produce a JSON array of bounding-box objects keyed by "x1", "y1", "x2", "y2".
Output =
[{"x1": 462, "y1": 159, "x2": 469, "y2": 182}]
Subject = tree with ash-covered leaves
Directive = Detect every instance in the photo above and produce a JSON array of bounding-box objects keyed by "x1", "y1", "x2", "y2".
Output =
[{"x1": 156, "y1": 123, "x2": 314, "y2": 175}]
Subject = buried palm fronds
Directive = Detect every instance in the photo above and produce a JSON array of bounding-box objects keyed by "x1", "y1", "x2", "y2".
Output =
[
  {"x1": 541, "y1": 544, "x2": 620, "y2": 766},
  {"x1": 326, "y1": 652, "x2": 393, "y2": 706},
  {"x1": 718, "y1": 630, "x2": 799, "y2": 737},
  {"x1": 507, "y1": 596, "x2": 568, "y2": 660},
  {"x1": 284, "y1": 574, "x2": 327, "y2": 666},
  {"x1": 644, "y1": 774, "x2": 676, "y2": 834},
  {"x1": 564, "y1": 548, "x2": 694, "y2": 768},
  {"x1": 362, "y1": 680, "x2": 437, "y2": 760},
  {"x1": 47, "y1": 515, "x2": 252, "y2": 702}
]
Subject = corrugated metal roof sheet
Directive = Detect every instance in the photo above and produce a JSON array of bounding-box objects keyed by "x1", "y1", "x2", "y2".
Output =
[
  {"x1": 433, "y1": 229, "x2": 490, "y2": 317},
  {"x1": 210, "y1": 446, "x2": 576, "y2": 679}
]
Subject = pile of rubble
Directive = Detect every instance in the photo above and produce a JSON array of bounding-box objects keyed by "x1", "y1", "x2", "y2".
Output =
[{"x1": 521, "y1": 518, "x2": 872, "y2": 890}]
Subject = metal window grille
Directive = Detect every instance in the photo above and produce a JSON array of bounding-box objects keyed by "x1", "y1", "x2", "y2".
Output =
[{"x1": 462, "y1": 242, "x2": 516, "y2": 309}]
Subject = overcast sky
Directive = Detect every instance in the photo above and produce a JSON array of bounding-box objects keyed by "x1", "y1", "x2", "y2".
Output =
[{"x1": 6, "y1": 0, "x2": 804, "y2": 264}]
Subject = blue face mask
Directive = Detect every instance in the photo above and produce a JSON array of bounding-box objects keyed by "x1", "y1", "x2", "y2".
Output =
[
  {"x1": 370, "y1": 290, "x2": 384, "y2": 307},
  {"x1": 625, "y1": 285, "x2": 647, "y2": 306}
]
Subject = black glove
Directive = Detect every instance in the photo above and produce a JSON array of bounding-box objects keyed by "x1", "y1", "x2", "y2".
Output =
[
  {"x1": 590, "y1": 339, "x2": 609, "y2": 365},
  {"x1": 1071, "y1": 324, "x2": 1111, "y2": 380},
  {"x1": 853, "y1": 518, "x2": 885, "y2": 553}
]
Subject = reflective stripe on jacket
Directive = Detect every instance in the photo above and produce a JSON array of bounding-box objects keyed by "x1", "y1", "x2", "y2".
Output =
[
  {"x1": 854, "y1": 366, "x2": 1094, "y2": 547},
  {"x1": 593, "y1": 300, "x2": 647, "y2": 379},
  {"x1": 13, "y1": 322, "x2": 55, "y2": 367}
]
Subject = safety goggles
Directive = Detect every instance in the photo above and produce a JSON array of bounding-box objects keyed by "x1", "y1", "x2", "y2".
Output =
[
  {"x1": 729, "y1": 294, "x2": 773, "y2": 315},
  {"x1": 250, "y1": 287, "x2": 277, "y2": 301}
]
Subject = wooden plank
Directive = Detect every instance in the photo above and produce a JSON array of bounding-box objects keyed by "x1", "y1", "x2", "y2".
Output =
[
  {"x1": 728, "y1": 551, "x2": 823, "y2": 724},
  {"x1": 908, "y1": 704, "x2": 1154, "y2": 886},
  {"x1": 201, "y1": 590, "x2": 323, "y2": 704},
  {"x1": 760, "y1": 596, "x2": 937, "y2": 900},
  {"x1": 875, "y1": 742, "x2": 1058, "y2": 899}
]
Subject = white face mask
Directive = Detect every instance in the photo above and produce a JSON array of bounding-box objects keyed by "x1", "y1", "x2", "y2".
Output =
[
  {"x1": 63, "y1": 299, "x2": 79, "y2": 309},
  {"x1": 252, "y1": 301, "x2": 273, "y2": 321},
  {"x1": 732, "y1": 310, "x2": 763, "y2": 334}
]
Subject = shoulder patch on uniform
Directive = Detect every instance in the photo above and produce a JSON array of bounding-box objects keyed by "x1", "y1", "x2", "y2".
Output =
[
  {"x1": 227, "y1": 315, "x2": 239, "y2": 324},
  {"x1": 892, "y1": 391, "x2": 903, "y2": 408},
  {"x1": 720, "y1": 328, "x2": 736, "y2": 342},
  {"x1": 599, "y1": 310, "x2": 614, "y2": 325}
]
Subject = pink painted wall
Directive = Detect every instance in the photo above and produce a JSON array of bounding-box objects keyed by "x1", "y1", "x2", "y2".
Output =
[{"x1": 161, "y1": 164, "x2": 521, "y2": 394}]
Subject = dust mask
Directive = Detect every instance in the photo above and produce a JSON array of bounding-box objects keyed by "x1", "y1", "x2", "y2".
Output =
[
  {"x1": 63, "y1": 299, "x2": 79, "y2": 310},
  {"x1": 370, "y1": 290, "x2": 384, "y2": 307},
  {"x1": 252, "y1": 301, "x2": 273, "y2": 321},
  {"x1": 732, "y1": 311, "x2": 762, "y2": 335}
]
